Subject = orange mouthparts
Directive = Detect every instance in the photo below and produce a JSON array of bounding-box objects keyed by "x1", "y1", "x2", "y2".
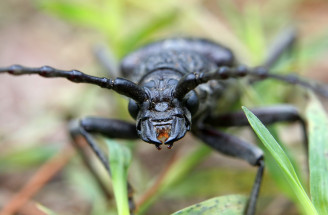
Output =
[{"x1": 156, "y1": 126, "x2": 171, "y2": 144}]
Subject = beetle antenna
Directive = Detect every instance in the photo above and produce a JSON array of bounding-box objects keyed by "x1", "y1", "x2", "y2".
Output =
[
  {"x1": 249, "y1": 67, "x2": 328, "y2": 98},
  {"x1": 174, "y1": 65, "x2": 328, "y2": 99},
  {"x1": 0, "y1": 65, "x2": 147, "y2": 103}
]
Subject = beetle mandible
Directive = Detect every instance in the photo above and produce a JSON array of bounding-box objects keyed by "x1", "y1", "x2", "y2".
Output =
[{"x1": 1, "y1": 30, "x2": 328, "y2": 215}]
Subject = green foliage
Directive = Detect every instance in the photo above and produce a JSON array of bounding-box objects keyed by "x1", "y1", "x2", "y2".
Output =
[
  {"x1": 37, "y1": 204, "x2": 59, "y2": 215},
  {"x1": 106, "y1": 139, "x2": 132, "y2": 215},
  {"x1": 38, "y1": 0, "x2": 180, "y2": 58},
  {"x1": 306, "y1": 95, "x2": 328, "y2": 214},
  {"x1": 171, "y1": 195, "x2": 247, "y2": 215},
  {"x1": 0, "y1": 145, "x2": 58, "y2": 172}
]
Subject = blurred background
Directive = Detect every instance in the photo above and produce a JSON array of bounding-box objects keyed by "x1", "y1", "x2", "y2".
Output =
[{"x1": 0, "y1": 0, "x2": 327, "y2": 214}]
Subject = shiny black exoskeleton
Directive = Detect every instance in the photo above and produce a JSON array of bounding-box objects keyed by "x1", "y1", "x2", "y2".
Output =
[{"x1": 2, "y1": 32, "x2": 327, "y2": 215}]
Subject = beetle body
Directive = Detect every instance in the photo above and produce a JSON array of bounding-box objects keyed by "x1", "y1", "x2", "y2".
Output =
[{"x1": 2, "y1": 32, "x2": 324, "y2": 215}]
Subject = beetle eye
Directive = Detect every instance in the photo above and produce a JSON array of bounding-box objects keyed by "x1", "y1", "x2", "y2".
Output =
[
  {"x1": 183, "y1": 91, "x2": 199, "y2": 115},
  {"x1": 128, "y1": 99, "x2": 140, "y2": 119}
]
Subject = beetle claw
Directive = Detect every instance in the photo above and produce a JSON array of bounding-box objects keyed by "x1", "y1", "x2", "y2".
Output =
[{"x1": 155, "y1": 144, "x2": 162, "y2": 150}]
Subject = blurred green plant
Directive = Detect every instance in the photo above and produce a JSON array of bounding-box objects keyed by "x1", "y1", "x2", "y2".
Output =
[
  {"x1": 37, "y1": 204, "x2": 59, "y2": 215},
  {"x1": 38, "y1": 0, "x2": 180, "y2": 58},
  {"x1": 0, "y1": 145, "x2": 58, "y2": 172},
  {"x1": 106, "y1": 139, "x2": 132, "y2": 215},
  {"x1": 306, "y1": 95, "x2": 328, "y2": 215},
  {"x1": 171, "y1": 195, "x2": 247, "y2": 215}
]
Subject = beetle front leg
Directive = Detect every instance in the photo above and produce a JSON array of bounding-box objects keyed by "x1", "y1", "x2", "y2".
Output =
[
  {"x1": 69, "y1": 117, "x2": 138, "y2": 214},
  {"x1": 194, "y1": 126, "x2": 264, "y2": 215}
]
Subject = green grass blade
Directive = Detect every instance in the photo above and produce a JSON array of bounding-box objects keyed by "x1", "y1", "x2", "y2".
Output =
[
  {"x1": 0, "y1": 145, "x2": 57, "y2": 172},
  {"x1": 39, "y1": 1, "x2": 107, "y2": 30},
  {"x1": 106, "y1": 140, "x2": 132, "y2": 215},
  {"x1": 37, "y1": 204, "x2": 58, "y2": 215},
  {"x1": 171, "y1": 195, "x2": 247, "y2": 215},
  {"x1": 120, "y1": 10, "x2": 178, "y2": 57},
  {"x1": 306, "y1": 95, "x2": 328, "y2": 214},
  {"x1": 242, "y1": 106, "x2": 317, "y2": 215}
]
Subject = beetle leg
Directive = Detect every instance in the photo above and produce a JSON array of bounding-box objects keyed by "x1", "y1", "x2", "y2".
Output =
[
  {"x1": 248, "y1": 27, "x2": 297, "y2": 84},
  {"x1": 69, "y1": 117, "x2": 138, "y2": 214},
  {"x1": 203, "y1": 105, "x2": 308, "y2": 154},
  {"x1": 264, "y1": 27, "x2": 297, "y2": 69},
  {"x1": 194, "y1": 126, "x2": 264, "y2": 215}
]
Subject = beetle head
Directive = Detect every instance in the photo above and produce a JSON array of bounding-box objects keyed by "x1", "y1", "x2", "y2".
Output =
[
  {"x1": 128, "y1": 83, "x2": 199, "y2": 150},
  {"x1": 129, "y1": 96, "x2": 191, "y2": 149}
]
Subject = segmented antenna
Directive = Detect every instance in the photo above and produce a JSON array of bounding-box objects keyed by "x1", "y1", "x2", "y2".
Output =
[
  {"x1": 174, "y1": 65, "x2": 328, "y2": 99},
  {"x1": 250, "y1": 67, "x2": 328, "y2": 98},
  {"x1": 0, "y1": 65, "x2": 147, "y2": 103}
]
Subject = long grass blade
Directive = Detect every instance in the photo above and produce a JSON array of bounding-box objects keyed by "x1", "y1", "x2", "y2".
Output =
[
  {"x1": 242, "y1": 106, "x2": 317, "y2": 215},
  {"x1": 106, "y1": 140, "x2": 132, "y2": 215},
  {"x1": 306, "y1": 95, "x2": 328, "y2": 214}
]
